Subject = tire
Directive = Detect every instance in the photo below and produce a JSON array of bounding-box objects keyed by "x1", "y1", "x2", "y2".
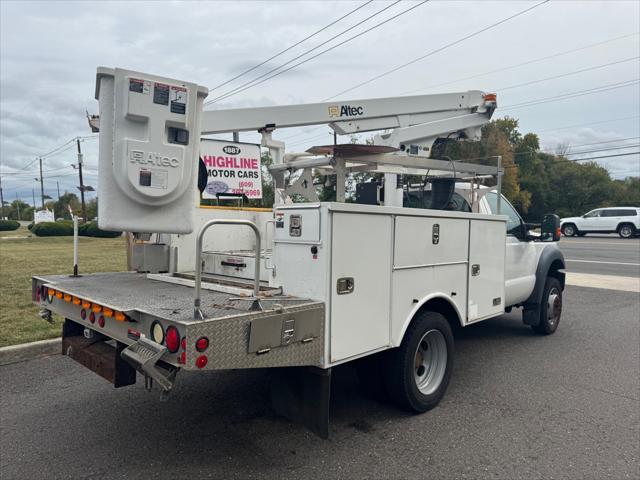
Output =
[
  {"x1": 531, "y1": 276, "x2": 562, "y2": 335},
  {"x1": 561, "y1": 224, "x2": 577, "y2": 237},
  {"x1": 383, "y1": 311, "x2": 454, "y2": 412},
  {"x1": 618, "y1": 223, "x2": 636, "y2": 239}
]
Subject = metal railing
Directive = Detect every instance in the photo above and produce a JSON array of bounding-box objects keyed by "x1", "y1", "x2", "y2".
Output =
[{"x1": 194, "y1": 219, "x2": 261, "y2": 320}]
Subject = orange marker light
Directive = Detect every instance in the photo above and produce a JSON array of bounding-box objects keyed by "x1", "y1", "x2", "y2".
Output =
[
  {"x1": 92, "y1": 304, "x2": 102, "y2": 313},
  {"x1": 72, "y1": 297, "x2": 81, "y2": 305},
  {"x1": 82, "y1": 300, "x2": 91, "y2": 309},
  {"x1": 103, "y1": 308, "x2": 114, "y2": 318},
  {"x1": 114, "y1": 311, "x2": 127, "y2": 322},
  {"x1": 56, "y1": 291, "x2": 63, "y2": 299},
  {"x1": 48, "y1": 288, "x2": 56, "y2": 296},
  {"x1": 63, "y1": 294, "x2": 72, "y2": 302}
]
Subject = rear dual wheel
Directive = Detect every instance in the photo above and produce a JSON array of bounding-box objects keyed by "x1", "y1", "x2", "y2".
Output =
[
  {"x1": 384, "y1": 311, "x2": 454, "y2": 412},
  {"x1": 356, "y1": 311, "x2": 454, "y2": 412}
]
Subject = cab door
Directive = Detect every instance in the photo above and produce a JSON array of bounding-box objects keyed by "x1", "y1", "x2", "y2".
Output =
[
  {"x1": 582, "y1": 209, "x2": 604, "y2": 231},
  {"x1": 482, "y1": 191, "x2": 537, "y2": 307}
]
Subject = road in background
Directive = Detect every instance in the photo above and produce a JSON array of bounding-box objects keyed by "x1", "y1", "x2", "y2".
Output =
[
  {"x1": 558, "y1": 234, "x2": 640, "y2": 277},
  {"x1": 2, "y1": 286, "x2": 638, "y2": 480}
]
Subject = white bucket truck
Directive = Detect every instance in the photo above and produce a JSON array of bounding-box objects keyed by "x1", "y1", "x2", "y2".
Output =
[{"x1": 32, "y1": 67, "x2": 564, "y2": 437}]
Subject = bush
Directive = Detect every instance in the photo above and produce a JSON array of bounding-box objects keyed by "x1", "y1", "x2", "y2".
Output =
[
  {"x1": 31, "y1": 221, "x2": 74, "y2": 237},
  {"x1": 0, "y1": 220, "x2": 20, "y2": 231},
  {"x1": 27, "y1": 222, "x2": 34, "y2": 230},
  {"x1": 79, "y1": 221, "x2": 122, "y2": 238}
]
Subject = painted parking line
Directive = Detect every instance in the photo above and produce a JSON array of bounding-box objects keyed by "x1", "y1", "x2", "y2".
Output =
[
  {"x1": 565, "y1": 272, "x2": 640, "y2": 293},
  {"x1": 566, "y1": 259, "x2": 640, "y2": 266}
]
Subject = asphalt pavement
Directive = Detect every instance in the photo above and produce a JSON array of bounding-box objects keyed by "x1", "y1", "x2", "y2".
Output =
[
  {"x1": 2, "y1": 284, "x2": 638, "y2": 480},
  {"x1": 558, "y1": 234, "x2": 640, "y2": 277}
]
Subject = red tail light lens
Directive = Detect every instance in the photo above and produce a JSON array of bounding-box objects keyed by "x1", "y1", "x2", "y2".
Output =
[
  {"x1": 36, "y1": 288, "x2": 41, "y2": 302},
  {"x1": 181, "y1": 337, "x2": 186, "y2": 350},
  {"x1": 98, "y1": 315, "x2": 105, "y2": 328},
  {"x1": 195, "y1": 337, "x2": 209, "y2": 352},
  {"x1": 80, "y1": 309, "x2": 87, "y2": 320},
  {"x1": 196, "y1": 355, "x2": 208, "y2": 369},
  {"x1": 165, "y1": 326, "x2": 180, "y2": 353},
  {"x1": 89, "y1": 312, "x2": 95, "y2": 324}
]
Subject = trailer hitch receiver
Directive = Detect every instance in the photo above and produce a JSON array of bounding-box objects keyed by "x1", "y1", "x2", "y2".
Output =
[{"x1": 121, "y1": 337, "x2": 178, "y2": 397}]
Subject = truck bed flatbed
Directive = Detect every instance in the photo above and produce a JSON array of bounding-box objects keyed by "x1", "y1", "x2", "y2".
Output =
[{"x1": 34, "y1": 272, "x2": 311, "y2": 325}]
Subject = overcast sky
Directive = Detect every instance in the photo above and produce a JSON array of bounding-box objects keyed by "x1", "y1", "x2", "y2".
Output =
[{"x1": 1, "y1": 0, "x2": 639, "y2": 204}]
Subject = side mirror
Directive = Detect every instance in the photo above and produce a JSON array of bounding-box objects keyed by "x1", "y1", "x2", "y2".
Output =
[{"x1": 541, "y1": 214, "x2": 561, "y2": 242}]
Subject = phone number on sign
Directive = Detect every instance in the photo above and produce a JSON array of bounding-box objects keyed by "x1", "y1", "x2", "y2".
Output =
[{"x1": 231, "y1": 188, "x2": 262, "y2": 197}]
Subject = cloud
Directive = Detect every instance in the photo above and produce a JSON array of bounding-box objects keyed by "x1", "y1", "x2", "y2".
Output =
[{"x1": 1, "y1": 0, "x2": 639, "y2": 203}]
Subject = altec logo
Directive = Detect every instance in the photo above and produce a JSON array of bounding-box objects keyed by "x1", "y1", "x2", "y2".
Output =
[
  {"x1": 328, "y1": 105, "x2": 364, "y2": 118},
  {"x1": 130, "y1": 150, "x2": 179, "y2": 167}
]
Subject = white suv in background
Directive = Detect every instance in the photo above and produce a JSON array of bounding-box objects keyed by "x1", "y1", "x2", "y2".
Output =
[{"x1": 560, "y1": 207, "x2": 640, "y2": 238}]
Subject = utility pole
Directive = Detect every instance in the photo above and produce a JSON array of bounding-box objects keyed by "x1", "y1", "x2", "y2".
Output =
[
  {"x1": 56, "y1": 181, "x2": 60, "y2": 200},
  {"x1": 76, "y1": 138, "x2": 87, "y2": 222},
  {"x1": 32, "y1": 188, "x2": 36, "y2": 208},
  {"x1": 15, "y1": 192, "x2": 21, "y2": 221},
  {"x1": 0, "y1": 175, "x2": 5, "y2": 220},
  {"x1": 38, "y1": 157, "x2": 45, "y2": 209}
]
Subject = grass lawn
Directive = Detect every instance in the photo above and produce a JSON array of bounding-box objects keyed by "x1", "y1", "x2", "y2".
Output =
[{"x1": 0, "y1": 227, "x2": 127, "y2": 347}]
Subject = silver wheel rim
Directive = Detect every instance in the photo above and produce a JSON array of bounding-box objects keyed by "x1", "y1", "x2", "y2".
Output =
[
  {"x1": 621, "y1": 226, "x2": 632, "y2": 237},
  {"x1": 564, "y1": 226, "x2": 574, "y2": 236},
  {"x1": 413, "y1": 329, "x2": 447, "y2": 395},
  {"x1": 547, "y1": 287, "x2": 562, "y2": 327}
]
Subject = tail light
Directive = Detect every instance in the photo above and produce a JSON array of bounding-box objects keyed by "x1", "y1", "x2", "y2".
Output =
[
  {"x1": 103, "y1": 308, "x2": 113, "y2": 318},
  {"x1": 36, "y1": 288, "x2": 41, "y2": 302},
  {"x1": 196, "y1": 355, "x2": 208, "y2": 368},
  {"x1": 80, "y1": 309, "x2": 87, "y2": 320},
  {"x1": 98, "y1": 315, "x2": 105, "y2": 328},
  {"x1": 165, "y1": 326, "x2": 180, "y2": 353},
  {"x1": 181, "y1": 338, "x2": 187, "y2": 350},
  {"x1": 72, "y1": 297, "x2": 81, "y2": 305},
  {"x1": 89, "y1": 312, "x2": 96, "y2": 324},
  {"x1": 56, "y1": 291, "x2": 63, "y2": 299},
  {"x1": 82, "y1": 300, "x2": 91, "y2": 309},
  {"x1": 63, "y1": 294, "x2": 72, "y2": 303},
  {"x1": 114, "y1": 311, "x2": 127, "y2": 322},
  {"x1": 196, "y1": 337, "x2": 209, "y2": 352},
  {"x1": 92, "y1": 304, "x2": 102, "y2": 313}
]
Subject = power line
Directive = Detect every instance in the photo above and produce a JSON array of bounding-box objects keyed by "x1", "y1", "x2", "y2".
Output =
[
  {"x1": 205, "y1": 0, "x2": 403, "y2": 105},
  {"x1": 207, "y1": 0, "x2": 374, "y2": 93},
  {"x1": 398, "y1": 31, "x2": 640, "y2": 96},
  {"x1": 323, "y1": 0, "x2": 550, "y2": 101},
  {"x1": 496, "y1": 56, "x2": 639, "y2": 92},
  {"x1": 206, "y1": 0, "x2": 430, "y2": 105},
  {"x1": 536, "y1": 115, "x2": 640, "y2": 133},
  {"x1": 501, "y1": 78, "x2": 640, "y2": 110},
  {"x1": 542, "y1": 136, "x2": 640, "y2": 150},
  {"x1": 562, "y1": 144, "x2": 640, "y2": 156},
  {"x1": 504, "y1": 151, "x2": 639, "y2": 168}
]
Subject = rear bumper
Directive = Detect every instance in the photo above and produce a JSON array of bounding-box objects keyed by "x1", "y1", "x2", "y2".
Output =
[{"x1": 32, "y1": 273, "x2": 326, "y2": 373}]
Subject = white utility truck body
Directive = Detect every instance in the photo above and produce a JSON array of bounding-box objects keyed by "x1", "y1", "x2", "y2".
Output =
[{"x1": 32, "y1": 67, "x2": 565, "y2": 438}]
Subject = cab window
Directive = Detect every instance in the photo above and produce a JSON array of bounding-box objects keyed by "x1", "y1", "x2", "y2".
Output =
[{"x1": 485, "y1": 192, "x2": 523, "y2": 235}]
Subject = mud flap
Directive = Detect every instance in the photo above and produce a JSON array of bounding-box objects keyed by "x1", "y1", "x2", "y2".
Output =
[{"x1": 270, "y1": 366, "x2": 332, "y2": 439}]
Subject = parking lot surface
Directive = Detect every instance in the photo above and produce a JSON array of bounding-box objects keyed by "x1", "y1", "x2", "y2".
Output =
[{"x1": 1, "y1": 284, "x2": 638, "y2": 480}]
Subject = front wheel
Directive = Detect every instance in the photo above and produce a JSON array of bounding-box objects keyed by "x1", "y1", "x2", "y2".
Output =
[
  {"x1": 384, "y1": 311, "x2": 454, "y2": 412},
  {"x1": 531, "y1": 277, "x2": 562, "y2": 335},
  {"x1": 618, "y1": 224, "x2": 636, "y2": 239},
  {"x1": 561, "y1": 224, "x2": 577, "y2": 237}
]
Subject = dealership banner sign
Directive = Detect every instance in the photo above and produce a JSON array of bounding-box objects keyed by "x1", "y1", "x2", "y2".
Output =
[{"x1": 200, "y1": 139, "x2": 262, "y2": 199}]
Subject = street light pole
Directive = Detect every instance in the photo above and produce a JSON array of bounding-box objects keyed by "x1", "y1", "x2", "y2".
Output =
[
  {"x1": 0, "y1": 175, "x2": 5, "y2": 220},
  {"x1": 76, "y1": 138, "x2": 87, "y2": 222},
  {"x1": 39, "y1": 157, "x2": 45, "y2": 209}
]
